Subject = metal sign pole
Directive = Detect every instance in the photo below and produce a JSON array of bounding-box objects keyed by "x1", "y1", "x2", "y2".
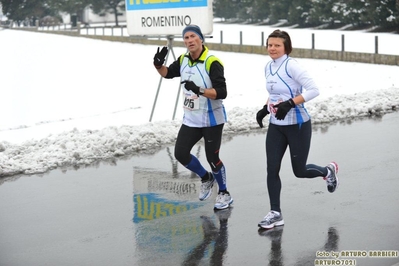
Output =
[
  {"x1": 170, "y1": 37, "x2": 183, "y2": 121},
  {"x1": 149, "y1": 35, "x2": 178, "y2": 122}
]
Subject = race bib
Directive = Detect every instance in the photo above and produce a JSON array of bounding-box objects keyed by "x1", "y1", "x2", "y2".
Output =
[
  {"x1": 268, "y1": 95, "x2": 283, "y2": 115},
  {"x1": 183, "y1": 93, "x2": 200, "y2": 110}
]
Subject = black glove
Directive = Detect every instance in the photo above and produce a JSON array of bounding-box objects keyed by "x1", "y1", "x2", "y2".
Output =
[
  {"x1": 153, "y1": 47, "x2": 168, "y2": 68},
  {"x1": 274, "y1": 99, "x2": 295, "y2": 120},
  {"x1": 256, "y1": 105, "x2": 270, "y2": 128},
  {"x1": 183, "y1": 80, "x2": 200, "y2": 95}
]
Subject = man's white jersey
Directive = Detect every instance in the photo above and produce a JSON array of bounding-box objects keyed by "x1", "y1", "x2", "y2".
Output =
[{"x1": 180, "y1": 51, "x2": 227, "y2": 128}]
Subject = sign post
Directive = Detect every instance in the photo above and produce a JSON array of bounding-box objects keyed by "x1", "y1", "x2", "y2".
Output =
[{"x1": 149, "y1": 35, "x2": 177, "y2": 123}]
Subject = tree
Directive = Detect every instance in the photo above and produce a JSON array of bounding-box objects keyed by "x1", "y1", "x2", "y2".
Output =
[
  {"x1": 235, "y1": 0, "x2": 271, "y2": 23},
  {"x1": 213, "y1": 0, "x2": 240, "y2": 21},
  {"x1": 47, "y1": 0, "x2": 92, "y2": 24},
  {"x1": 0, "y1": 0, "x2": 22, "y2": 18},
  {"x1": 335, "y1": 0, "x2": 369, "y2": 28},
  {"x1": 90, "y1": 0, "x2": 125, "y2": 26},
  {"x1": 307, "y1": 0, "x2": 340, "y2": 27},
  {"x1": 236, "y1": 0, "x2": 255, "y2": 22},
  {"x1": 0, "y1": 0, "x2": 54, "y2": 25},
  {"x1": 287, "y1": 0, "x2": 313, "y2": 27},
  {"x1": 268, "y1": 0, "x2": 291, "y2": 25},
  {"x1": 366, "y1": 0, "x2": 399, "y2": 29},
  {"x1": 250, "y1": 0, "x2": 270, "y2": 23}
]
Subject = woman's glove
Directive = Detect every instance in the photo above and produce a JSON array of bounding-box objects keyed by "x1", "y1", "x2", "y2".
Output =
[
  {"x1": 274, "y1": 99, "x2": 295, "y2": 120},
  {"x1": 256, "y1": 105, "x2": 270, "y2": 128}
]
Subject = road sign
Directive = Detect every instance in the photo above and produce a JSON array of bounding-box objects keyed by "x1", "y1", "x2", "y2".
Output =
[{"x1": 125, "y1": 0, "x2": 213, "y2": 36}]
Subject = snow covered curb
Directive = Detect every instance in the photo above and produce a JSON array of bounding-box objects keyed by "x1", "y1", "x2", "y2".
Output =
[
  {"x1": 225, "y1": 87, "x2": 399, "y2": 133},
  {"x1": 1, "y1": 88, "x2": 398, "y2": 178}
]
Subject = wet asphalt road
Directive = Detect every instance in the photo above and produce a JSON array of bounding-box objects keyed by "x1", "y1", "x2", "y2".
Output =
[{"x1": 1, "y1": 112, "x2": 399, "y2": 266}]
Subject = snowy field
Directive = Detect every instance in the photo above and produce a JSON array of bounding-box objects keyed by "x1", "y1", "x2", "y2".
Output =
[{"x1": 1, "y1": 25, "x2": 399, "y2": 177}]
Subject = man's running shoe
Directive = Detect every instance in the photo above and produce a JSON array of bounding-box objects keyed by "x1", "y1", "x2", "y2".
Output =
[
  {"x1": 199, "y1": 172, "x2": 215, "y2": 201},
  {"x1": 324, "y1": 162, "x2": 339, "y2": 193},
  {"x1": 214, "y1": 192, "x2": 233, "y2": 210},
  {"x1": 258, "y1": 211, "x2": 284, "y2": 229}
]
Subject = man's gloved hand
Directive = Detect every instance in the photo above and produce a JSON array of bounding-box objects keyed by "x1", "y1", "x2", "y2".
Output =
[
  {"x1": 153, "y1": 47, "x2": 168, "y2": 68},
  {"x1": 256, "y1": 105, "x2": 270, "y2": 128},
  {"x1": 274, "y1": 99, "x2": 295, "y2": 120},
  {"x1": 182, "y1": 80, "x2": 200, "y2": 95}
]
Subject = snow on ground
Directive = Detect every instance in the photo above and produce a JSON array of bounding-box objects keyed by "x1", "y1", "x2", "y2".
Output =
[{"x1": 0, "y1": 26, "x2": 398, "y2": 177}]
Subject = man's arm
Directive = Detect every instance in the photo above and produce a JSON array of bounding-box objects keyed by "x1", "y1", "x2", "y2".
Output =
[
  {"x1": 155, "y1": 65, "x2": 168, "y2": 77},
  {"x1": 156, "y1": 56, "x2": 181, "y2": 79},
  {"x1": 209, "y1": 61, "x2": 227, "y2": 100}
]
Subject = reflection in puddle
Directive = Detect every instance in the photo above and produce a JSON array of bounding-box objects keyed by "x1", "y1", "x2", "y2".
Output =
[
  {"x1": 258, "y1": 226, "x2": 340, "y2": 266},
  {"x1": 132, "y1": 166, "x2": 232, "y2": 265}
]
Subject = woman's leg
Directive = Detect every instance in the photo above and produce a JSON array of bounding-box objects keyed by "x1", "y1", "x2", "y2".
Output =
[
  {"x1": 287, "y1": 121, "x2": 328, "y2": 178},
  {"x1": 266, "y1": 123, "x2": 288, "y2": 213}
]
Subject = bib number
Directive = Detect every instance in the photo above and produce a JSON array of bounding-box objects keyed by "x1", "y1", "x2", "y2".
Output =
[
  {"x1": 269, "y1": 96, "x2": 283, "y2": 116},
  {"x1": 183, "y1": 94, "x2": 200, "y2": 110}
]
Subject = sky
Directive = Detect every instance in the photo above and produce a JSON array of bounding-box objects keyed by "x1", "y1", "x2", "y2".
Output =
[{"x1": 0, "y1": 24, "x2": 399, "y2": 177}]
